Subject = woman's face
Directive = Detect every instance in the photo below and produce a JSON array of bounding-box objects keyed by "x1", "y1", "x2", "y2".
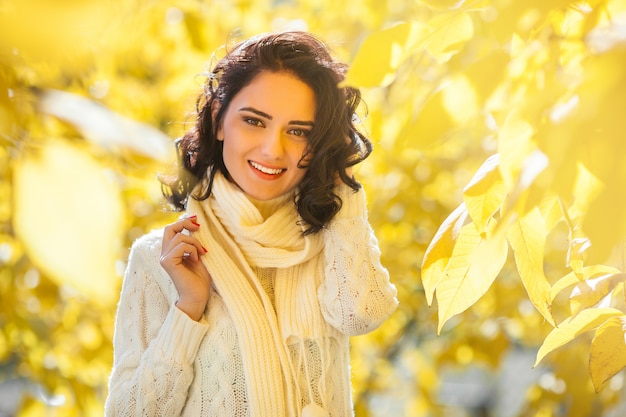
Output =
[{"x1": 217, "y1": 71, "x2": 316, "y2": 201}]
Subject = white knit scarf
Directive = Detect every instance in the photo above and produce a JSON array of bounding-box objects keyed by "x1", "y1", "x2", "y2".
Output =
[{"x1": 186, "y1": 172, "x2": 329, "y2": 416}]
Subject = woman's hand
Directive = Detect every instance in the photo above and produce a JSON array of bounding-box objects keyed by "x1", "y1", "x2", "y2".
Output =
[{"x1": 160, "y1": 215, "x2": 211, "y2": 321}]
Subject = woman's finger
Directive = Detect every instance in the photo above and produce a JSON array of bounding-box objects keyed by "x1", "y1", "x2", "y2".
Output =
[
  {"x1": 162, "y1": 215, "x2": 201, "y2": 242},
  {"x1": 162, "y1": 216, "x2": 206, "y2": 255},
  {"x1": 160, "y1": 240, "x2": 205, "y2": 268},
  {"x1": 162, "y1": 234, "x2": 207, "y2": 262}
]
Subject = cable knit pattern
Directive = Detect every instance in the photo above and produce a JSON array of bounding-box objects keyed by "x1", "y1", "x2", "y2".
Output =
[
  {"x1": 105, "y1": 176, "x2": 398, "y2": 417},
  {"x1": 319, "y1": 184, "x2": 398, "y2": 336}
]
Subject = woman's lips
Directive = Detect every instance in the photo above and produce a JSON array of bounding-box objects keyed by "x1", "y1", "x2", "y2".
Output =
[{"x1": 249, "y1": 160, "x2": 286, "y2": 175}]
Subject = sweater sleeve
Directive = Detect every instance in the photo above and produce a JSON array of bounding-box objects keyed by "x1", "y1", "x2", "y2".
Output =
[
  {"x1": 318, "y1": 184, "x2": 398, "y2": 336},
  {"x1": 105, "y1": 231, "x2": 209, "y2": 416}
]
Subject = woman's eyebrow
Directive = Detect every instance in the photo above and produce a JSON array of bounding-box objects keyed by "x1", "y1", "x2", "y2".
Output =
[
  {"x1": 290, "y1": 120, "x2": 314, "y2": 127},
  {"x1": 239, "y1": 107, "x2": 272, "y2": 119},
  {"x1": 239, "y1": 106, "x2": 314, "y2": 126}
]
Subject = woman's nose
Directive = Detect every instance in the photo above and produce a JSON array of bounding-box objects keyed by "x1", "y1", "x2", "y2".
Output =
[{"x1": 261, "y1": 130, "x2": 285, "y2": 159}]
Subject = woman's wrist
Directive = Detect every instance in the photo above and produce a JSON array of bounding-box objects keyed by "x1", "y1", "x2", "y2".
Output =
[{"x1": 175, "y1": 298, "x2": 207, "y2": 322}]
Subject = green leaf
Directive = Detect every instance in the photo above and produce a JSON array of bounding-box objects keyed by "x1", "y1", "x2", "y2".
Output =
[
  {"x1": 535, "y1": 308, "x2": 623, "y2": 367},
  {"x1": 507, "y1": 207, "x2": 555, "y2": 326},
  {"x1": 463, "y1": 154, "x2": 507, "y2": 234},
  {"x1": 589, "y1": 316, "x2": 626, "y2": 392},
  {"x1": 421, "y1": 203, "x2": 469, "y2": 305},
  {"x1": 435, "y1": 219, "x2": 508, "y2": 334}
]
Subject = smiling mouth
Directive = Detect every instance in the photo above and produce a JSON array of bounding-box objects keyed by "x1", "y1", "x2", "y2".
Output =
[{"x1": 249, "y1": 161, "x2": 285, "y2": 175}]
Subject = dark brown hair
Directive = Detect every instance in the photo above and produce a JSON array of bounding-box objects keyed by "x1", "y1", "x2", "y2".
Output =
[{"x1": 161, "y1": 31, "x2": 372, "y2": 234}]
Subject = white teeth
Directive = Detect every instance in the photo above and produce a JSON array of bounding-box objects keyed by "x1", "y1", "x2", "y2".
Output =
[{"x1": 250, "y1": 161, "x2": 284, "y2": 175}]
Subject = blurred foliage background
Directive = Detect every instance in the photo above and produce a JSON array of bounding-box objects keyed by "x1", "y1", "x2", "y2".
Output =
[{"x1": 1, "y1": 0, "x2": 626, "y2": 416}]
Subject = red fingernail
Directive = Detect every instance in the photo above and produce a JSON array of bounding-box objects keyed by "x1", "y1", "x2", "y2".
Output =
[
  {"x1": 191, "y1": 221, "x2": 201, "y2": 227},
  {"x1": 202, "y1": 246, "x2": 208, "y2": 253}
]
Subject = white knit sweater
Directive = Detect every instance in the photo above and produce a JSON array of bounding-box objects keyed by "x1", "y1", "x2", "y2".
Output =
[{"x1": 105, "y1": 182, "x2": 397, "y2": 416}]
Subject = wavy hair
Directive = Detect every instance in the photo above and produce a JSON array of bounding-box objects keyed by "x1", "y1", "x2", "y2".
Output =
[{"x1": 161, "y1": 31, "x2": 372, "y2": 235}]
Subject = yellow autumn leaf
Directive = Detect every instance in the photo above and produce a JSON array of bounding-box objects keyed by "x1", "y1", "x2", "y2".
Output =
[
  {"x1": 441, "y1": 74, "x2": 480, "y2": 125},
  {"x1": 567, "y1": 237, "x2": 593, "y2": 278},
  {"x1": 537, "y1": 194, "x2": 563, "y2": 233},
  {"x1": 343, "y1": 22, "x2": 414, "y2": 88},
  {"x1": 345, "y1": 11, "x2": 474, "y2": 87},
  {"x1": 589, "y1": 316, "x2": 626, "y2": 392},
  {"x1": 13, "y1": 140, "x2": 124, "y2": 305},
  {"x1": 17, "y1": 395, "x2": 73, "y2": 417},
  {"x1": 551, "y1": 265, "x2": 622, "y2": 301},
  {"x1": 502, "y1": 150, "x2": 549, "y2": 221},
  {"x1": 418, "y1": 0, "x2": 468, "y2": 10},
  {"x1": 421, "y1": 202, "x2": 469, "y2": 305},
  {"x1": 535, "y1": 307, "x2": 623, "y2": 367},
  {"x1": 497, "y1": 109, "x2": 536, "y2": 189},
  {"x1": 571, "y1": 40, "x2": 626, "y2": 263},
  {"x1": 507, "y1": 207, "x2": 555, "y2": 326},
  {"x1": 435, "y1": 219, "x2": 508, "y2": 334},
  {"x1": 36, "y1": 89, "x2": 174, "y2": 162},
  {"x1": 569, "y1": 162, "x2": 604, "y2": 223},
  {"x1": 583, "y1": 184, "x2": 626, "y2": 265},
  {"x1": 395, "y1": 87, "x2": 455, "y2": 149},
  {"x1": 0, "y1": 0, "x2": 118, "y2": 64},
  {"x1": 570, "y1": 273, "x2": 626, "y2": 317},
  {"x1": 420, "y1": 12, "x2": 474, "y2": 63},
  {"x1": 433, "y1": 221, "x2": 481, "y2": 331},
  {"x1": 463, "y1": 154, "x2": 507, "y2": 235}
]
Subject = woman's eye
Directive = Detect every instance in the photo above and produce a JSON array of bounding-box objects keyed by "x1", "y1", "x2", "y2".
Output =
[
  {"x1": 289, "y1": 128, "x2": 310, "y2": 138},
  {"x1": 244, "y1": 117, "x2": 264, "y2": 127}
]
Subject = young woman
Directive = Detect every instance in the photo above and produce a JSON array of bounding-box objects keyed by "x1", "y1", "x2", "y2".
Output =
[{"x1": 105, "y1": 31, "x2": 398, "y2": 417}]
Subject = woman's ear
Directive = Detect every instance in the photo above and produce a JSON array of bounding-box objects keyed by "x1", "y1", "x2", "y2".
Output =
[{"x1": 212, "y1": 101, "x2": 224, "y2": 141}]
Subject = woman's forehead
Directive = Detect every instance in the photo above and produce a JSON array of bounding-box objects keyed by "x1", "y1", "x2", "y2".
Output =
[{"x1": 230, "y1": 71, "x2": 316, "y2": 121}]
